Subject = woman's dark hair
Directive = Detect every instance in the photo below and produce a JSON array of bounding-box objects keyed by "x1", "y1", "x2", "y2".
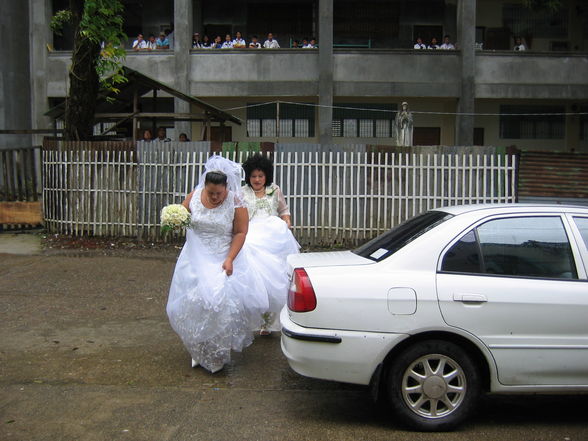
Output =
[
  {"x1": 205, "y1": 170, "x2": 227, "y2": 186},
  {"x1": 242, "y1": 153, "x2": 273, "y2": 187}
]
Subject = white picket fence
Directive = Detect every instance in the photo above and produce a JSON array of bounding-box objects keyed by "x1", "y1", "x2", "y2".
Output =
[{"x1": 43, "y1": 150, "x2": 517, "y2": 246}]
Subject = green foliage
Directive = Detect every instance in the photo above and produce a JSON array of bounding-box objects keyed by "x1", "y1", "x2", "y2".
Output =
[
  {"x1": 53, "y1": 0, "x2": 127, "y2": 97},
  {"x1": 50, "y1": 9, "x2": 73, "y2": 35},
  {"x1": 79, "y1": 0, "x2": 128, "y2": 93}
]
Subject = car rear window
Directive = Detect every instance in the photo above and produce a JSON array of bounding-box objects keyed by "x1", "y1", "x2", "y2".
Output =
[{"x1": 354, "y1": 211, "x2": 453, "y2": 261}]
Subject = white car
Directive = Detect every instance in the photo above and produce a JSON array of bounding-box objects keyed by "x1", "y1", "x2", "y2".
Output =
[{"x1": 281, "y1": 204, "x2": 588, "y2": 431}]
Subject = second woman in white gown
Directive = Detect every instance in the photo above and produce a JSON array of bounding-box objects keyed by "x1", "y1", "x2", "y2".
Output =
[
  {"x1": 242, "y1": 154, "x2": 300, "y2": 333},
  {"x1": 166, "y1": 156, "x2": 268, "y2": 373}
]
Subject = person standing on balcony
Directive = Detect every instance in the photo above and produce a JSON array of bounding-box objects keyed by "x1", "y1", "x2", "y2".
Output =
[
  {"x1": 413, "y1": 37, "x2": 426, "y2": 49},
  {"x1": 440, "y1": 35, "x2": 455, "y2": 50},
  {"x1": 263, "y1": 33, "x2": 280, "y2": 48},
  {"x1": 303, "y1": 38, "x2": 317, "y2": 48},
  {"x1": 146, "y1": 34, "x2": 157, "y2": 50},
  {"x1": 221, "y1": 34, "x2": 234, "y2": 49},
  {"x1": 192, "y1": 32, "x2": 203, "y2": 49},
  {"x1": 132, "y1": 34, "x2": 148, "y2": 51},
  {"x1": 211, "y1": 35, "x2": 223, "y2": 49},
  {"x1": 232, "y1": 31, "x2": 246, "y2": 48},
  {"x1": 514, "y1": 37, "x2": 527, "y2": 51},
  {"x1": 201, "y1": 35, "x2": 212, "y2": 48},
  {"x1": 428, "y1": 37, "x2": 439, "y2": 49},
  {"x1": 164, "y1": 28, "x2": 174, "y2": 49},
  {"x1": 249, "y1": 35, "x2": 262, "y2": 48},
  {"x1": 156, "y1": 32, "x2": 170, "y2": 49}
]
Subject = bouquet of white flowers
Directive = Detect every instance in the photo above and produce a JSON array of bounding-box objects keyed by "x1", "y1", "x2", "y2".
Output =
[{"x1": 160, "y1": 204, "x2": 191, "y2": 234}]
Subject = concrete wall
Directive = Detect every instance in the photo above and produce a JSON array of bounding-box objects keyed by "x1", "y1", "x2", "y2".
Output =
[
  {"x1": 189, "y1": 50, "x2": 319, "y2": 97},
  {"x1": 0, "y1": 1, "x2": 32, "y2": 149},
  {"x1": 476, "y1": 53, "x2": 588, "y2": 99},
  {"x1": 334, "y1": 50, "x2": 460, "y2": 97}
]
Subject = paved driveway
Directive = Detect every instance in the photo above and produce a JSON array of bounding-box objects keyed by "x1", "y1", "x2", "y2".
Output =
[{"x1": 1, "y1": 248, "x2": 587, "y2": 441}]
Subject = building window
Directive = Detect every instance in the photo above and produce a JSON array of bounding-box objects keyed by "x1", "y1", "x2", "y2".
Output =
[
  {"x1": 332, "y1": 103, "x2": 396, "y2": 138},
  {"x1": 246, "y1": 102, "x2": 315, "y2": 138},
  {"x1": 500, "y1": 105, "x2": 565, "y2": 139},
  {"x1": 503, "y1": 4, "x2": 568, "y2": 39}
]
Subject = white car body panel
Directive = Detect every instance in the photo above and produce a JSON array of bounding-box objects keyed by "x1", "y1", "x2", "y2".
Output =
[
  {"x1": 280, "y1": 308, "x2": 409, "y2": 385},
  {"x1": 281, "y1": 204, "x2": 588, "y2": 393}
]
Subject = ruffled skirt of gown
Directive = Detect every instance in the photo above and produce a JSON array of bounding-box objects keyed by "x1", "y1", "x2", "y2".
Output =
[
  {"x1": 245, "y1": 215, "x2": 301, "y2": 330},
  {"x1": 166, "y1": 231, "x2": 269, "y2": 373}
]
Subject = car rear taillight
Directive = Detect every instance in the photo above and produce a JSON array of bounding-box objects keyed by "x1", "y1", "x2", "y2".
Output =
[{"x1": 287, "y1": 268, "x2": 317, "y2": 312}]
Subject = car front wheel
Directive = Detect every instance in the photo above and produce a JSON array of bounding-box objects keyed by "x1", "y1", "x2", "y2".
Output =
[{"x1": 386, "y1": 340, "x2": 480, "y2": 431}]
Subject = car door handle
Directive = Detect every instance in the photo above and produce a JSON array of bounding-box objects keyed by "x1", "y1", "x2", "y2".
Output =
[{"x1": 453, "y1": 293, "x2": 488, "y2": 303}]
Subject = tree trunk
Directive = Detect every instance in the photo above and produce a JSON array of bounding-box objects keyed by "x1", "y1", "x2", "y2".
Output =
[{"x1": 64, "y1": 0, "x2": 101, "y2": 141}]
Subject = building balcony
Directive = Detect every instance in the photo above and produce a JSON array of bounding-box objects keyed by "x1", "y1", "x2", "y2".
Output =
[
  {"x1": 476, "y1": 51, "x2": 588, "y2": 99},
  {"x1": 46, "y1": 49, "x2": 588, "y2": 100}
]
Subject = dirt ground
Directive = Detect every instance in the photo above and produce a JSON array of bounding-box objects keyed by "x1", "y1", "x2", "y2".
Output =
[{"x1": 1, "y1": 231, "x2": 587, "y2": 441}]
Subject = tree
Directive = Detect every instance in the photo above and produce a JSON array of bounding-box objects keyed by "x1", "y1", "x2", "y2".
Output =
[{"x1": 51, "y1": 0, "x2": 127, "y2": 140}]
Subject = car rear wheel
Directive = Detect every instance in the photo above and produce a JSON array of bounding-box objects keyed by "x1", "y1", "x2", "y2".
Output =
[{"x1": 386, "y1": 340, "x2": 480, "y2": 431}]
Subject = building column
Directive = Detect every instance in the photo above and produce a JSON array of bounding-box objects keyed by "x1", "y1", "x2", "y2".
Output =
[
  {"x1": 28, "y1": 0, "x2": 52, "y2": 146},
  {"x1": 318, "y1": 0, "x2": 333, "y2": 146},
  {"x1": 1, "y1": 1, "x2": 31, "y2": 148},
  {"x1": 174, "y1": 0, "x2": 193, "y2": 141},
  {"x1": 455, "y1": 0, "x2": 476, "y2": 146}
]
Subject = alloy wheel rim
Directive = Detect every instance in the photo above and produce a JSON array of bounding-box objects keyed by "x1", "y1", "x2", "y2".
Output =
[{"x1": 401, "y1": 353, "x2": 467, "y2": 419}]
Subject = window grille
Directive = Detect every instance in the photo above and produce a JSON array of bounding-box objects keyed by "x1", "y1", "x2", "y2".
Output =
[
  {"x1": 246, "y1": 102, "x2": 315, "y2": 138},
  {"x1": 500, "y1": 105, "x2": 565, "y2": 139},
  {"x1": 332, "y1": 103, "x2": 396, "y2": 137}
]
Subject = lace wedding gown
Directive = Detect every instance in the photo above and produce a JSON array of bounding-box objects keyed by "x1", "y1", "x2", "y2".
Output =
[
  {"x1": 242, "y1": 184, "x2": 300, "y2": 330},
  {"x1": 166, "y1": 189, "x2": 268, "y2": 372}
]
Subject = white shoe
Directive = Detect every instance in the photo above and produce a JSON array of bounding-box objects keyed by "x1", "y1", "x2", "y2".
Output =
[{"x1": 191, "y1": 359, "x2": 199, "y2": 368}]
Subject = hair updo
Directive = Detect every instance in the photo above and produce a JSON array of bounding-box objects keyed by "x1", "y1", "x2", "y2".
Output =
[
  {"x1": 242, "y1": 153, "x2": 274, "y2": 187},
  {"x1": 204, "y1": 170, "x2": 228, "y2": 186}
]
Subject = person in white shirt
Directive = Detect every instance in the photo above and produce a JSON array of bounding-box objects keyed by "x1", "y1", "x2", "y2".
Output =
[
  {"x1": 440, "y1": 35, "x2": 455, "y2": 50},
  {"x1": 249, "y1": 35, "x2": 262, "y2": 48},
  {"x1": 146, "y1": 34, "x2": 157, "y2": 50},
  {"x1": 428, "y1": 37, "x2": 439, "y2": 49},
  {"x1": 221, "y1": 34, "x2": 233, "y2": 49},
  {"x1": 132, "y1": 34, "x2": 148, "y2": 51},
  {"x1": 303, "y1": 38, "x2": 317, "y2": 48},
  {"x1": 232, "y1": 31, "x2": 246, "y2": 48},
  {"x1": 211, "y1": 35, "x2": 223, "y2": 49},
  {"x1": 413, "y1": 37, "x2": 426, "y2": 49},
  {"x1": 263, "y1": 33, "x2": 280, "y2": 49},
  {"x1": 513, "y1": 37, "x2": 527, "y2": 51},
  {"x1": 192, "y1": 32, "x2": 203, "y2": 49}
]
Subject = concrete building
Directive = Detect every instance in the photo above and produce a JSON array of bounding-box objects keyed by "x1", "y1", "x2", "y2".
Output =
[{"x1": 2, "y1": 0, "x2": 588, "y2": 151}]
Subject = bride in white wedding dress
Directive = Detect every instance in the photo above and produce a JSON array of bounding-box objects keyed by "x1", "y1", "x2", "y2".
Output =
[{"x1": 166, "y1": 156, "x2": 268, "y2": 373}]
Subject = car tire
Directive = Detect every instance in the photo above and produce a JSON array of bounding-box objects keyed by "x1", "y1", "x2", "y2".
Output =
[{"x1": 386, "y1": 340, "x2": 480, "y2": 431}]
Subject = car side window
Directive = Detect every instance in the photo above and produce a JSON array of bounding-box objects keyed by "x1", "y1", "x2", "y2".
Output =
[
  {"x1": 442, "y1": 216, "x2": 578, "y2": 279},
  {"x1": 477, "y1": 216, "x2": 577, "y2": 279},
  {"x1": 441, "y1": 230, "x2": 481, "y2": 273},
  {"x1": 573, "y1": 217, "x2": 588, "y2": 249}
]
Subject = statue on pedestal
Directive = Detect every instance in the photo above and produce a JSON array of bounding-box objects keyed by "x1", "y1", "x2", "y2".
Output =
[{"x1": 394, "y1": 101, "x2": 413, "y2": 146}]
